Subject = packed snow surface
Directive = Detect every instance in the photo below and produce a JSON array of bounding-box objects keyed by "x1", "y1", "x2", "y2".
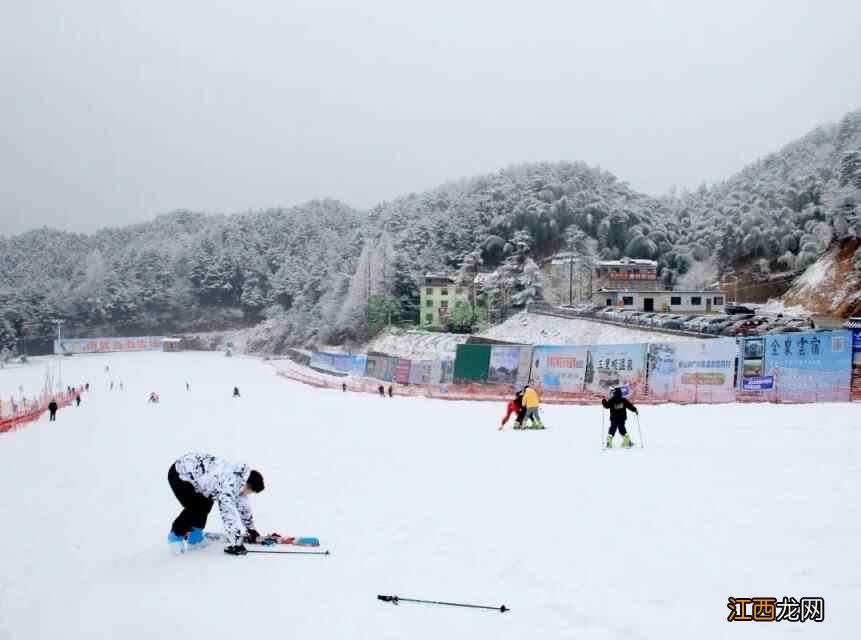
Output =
[
  {"x1": 365, "y1": 312, "x2": 699, "y2": 359},
  {"x1": 1, "y1": 352, "x2": 859, "y2": 639}
]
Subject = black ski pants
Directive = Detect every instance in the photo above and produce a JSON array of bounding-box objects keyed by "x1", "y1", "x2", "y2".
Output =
[
  {"x1": 608, "y1": 418, "x2": 628, "y2": 437},
  {"x1": 49, "y1": 410, "x2": 57, "y2": 422},
  {"x1": 168, "y1": 465, "x2": 213, "y2": 536}
]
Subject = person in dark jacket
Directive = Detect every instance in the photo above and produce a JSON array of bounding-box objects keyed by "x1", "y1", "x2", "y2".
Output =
[
  {"x1": 75, "y1": 394, "x2": 81, "y2": 407},
  {"x1": 378, "y1": 385, "x2": 385, "y2": 398},
  {"x1": 233, "y1": 386, "x2": 241, "y2": 398},
  {"x1": 48, "y1": 400, "x2": 58, "y2": 421},
  {"x1": 601, "y1": 387, "x2": 638, "y2": 448},
  {"x1": 387, "y1": 385, "x2": 393, "y2": 398}
]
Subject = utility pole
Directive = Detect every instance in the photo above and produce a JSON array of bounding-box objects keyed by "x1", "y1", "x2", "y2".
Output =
[{"x1": 568, "y1": 254, "x2": 574, "y2": 306}]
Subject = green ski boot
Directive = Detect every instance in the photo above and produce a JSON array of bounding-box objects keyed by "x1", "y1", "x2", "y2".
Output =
[
  {"x1": 606, "y1": 435, "x2": 613, "y2": 448},
  {"x1": 622, "y1": 434, "x2": 634, "y2": 448}
]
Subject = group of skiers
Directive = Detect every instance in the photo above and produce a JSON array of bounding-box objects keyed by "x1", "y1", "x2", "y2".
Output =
[
  {"x1": 500, "y1": 384, "x2": 544, "y2": 430},
  {"x1": 500, "y1": 384, "x2": 639, "y2": 447}
]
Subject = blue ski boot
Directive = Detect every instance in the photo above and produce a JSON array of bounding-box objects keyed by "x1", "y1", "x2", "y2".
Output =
[
  {"x1": 167, "y1": 530, "x2": 187, "y2": 554},
  {"x1": 187, "y1": 527, "x2": 207, "y2": 549}
]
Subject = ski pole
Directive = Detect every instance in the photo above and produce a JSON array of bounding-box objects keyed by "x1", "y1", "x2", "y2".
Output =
[
  {"x1": 601, "y1": 405, "x2": 605, "y2": 450},
  {"x1": 246, "y1": 549, "x2": 330, "y2": 556},
  {"x1": 377, "y1": 595, "x2": 508, "y2": 613},
  {"x1": 635, "y1": 413, "x2": 644, "y2": 448}
]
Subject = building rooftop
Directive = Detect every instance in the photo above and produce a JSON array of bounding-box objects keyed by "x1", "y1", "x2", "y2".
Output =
[
  {"x1": 597, "y1": 288, "x2": 726, "y2": 294},
  {"x1": 596, "y1": 257, "x2": 658, "y2": 268}
]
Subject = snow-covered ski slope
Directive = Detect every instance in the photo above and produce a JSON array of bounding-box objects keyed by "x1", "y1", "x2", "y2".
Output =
[{"x1": 1, "y1": 352, "x2": 859, "y2": 639}]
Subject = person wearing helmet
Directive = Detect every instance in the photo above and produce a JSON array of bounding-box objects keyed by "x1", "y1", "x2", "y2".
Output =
[{"x1": 601, "y1": 387, "x2": 638, "y2": 448}]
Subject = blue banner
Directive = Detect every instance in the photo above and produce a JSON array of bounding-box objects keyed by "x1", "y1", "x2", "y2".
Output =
[
  {"x1": 742, "y1": 376, "x2": 774, "y2": 390},
  {"x1": 762, "y1": 330, "x2": 851, "y2": 401}
]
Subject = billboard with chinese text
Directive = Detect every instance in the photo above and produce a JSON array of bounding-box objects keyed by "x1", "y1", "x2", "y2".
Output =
[
  {"x1": 762, "y1": 330, "x2": 851, "y2": 402},
  {"x1": 54, "y1": 337, "x2": 164, "y2": 354},
  {"x1": 530, "y1": 343, "x2": 647, "y2": 397},
  {"x1": 647, "y1": 338, "x2": 737, "y2": 402}
]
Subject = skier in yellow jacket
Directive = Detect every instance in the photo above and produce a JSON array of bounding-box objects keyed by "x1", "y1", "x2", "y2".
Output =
[{"x1": 520, "y1": 384, "x2": 544, "y2": 429}]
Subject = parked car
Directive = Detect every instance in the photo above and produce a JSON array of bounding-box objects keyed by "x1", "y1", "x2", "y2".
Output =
[
  {"x1": 725, "y1": 305, "x2": 757, "y2": 315},
  {"x1": 637, "y1": 312, "x2": 658, "y2": 325},
  {"x1": 706, "y1": 314, "x2": 753, "y2": 335},
  {"x1": 644, "y1": 313, "x2": 666, "y2": 326},
  {"x1": 664, "y1": 315, "x2": 696, "y2": 330},
  {"x1": 681, "y1": 316, "x2": 707, "y2": 331},
  {"x1": 735, "y1": 317, "x2": 772, "y2": 336},
  {"x1": 695, "y1": 316, "x2": 726, "y2": 333},
  {"x1": 648, "y1": 313, "x2": 675, "y2": 327},
  {"x1": 655, "y1": 314, "x2": 684, "y2": 328},
  {"x1": 767, "y1": 326, "x2": 804, "y2": 334}
]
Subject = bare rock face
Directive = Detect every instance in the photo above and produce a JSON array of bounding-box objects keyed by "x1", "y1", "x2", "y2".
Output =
[{"x1": 783, "y1": 239, "x2": 861, "y2": 317}]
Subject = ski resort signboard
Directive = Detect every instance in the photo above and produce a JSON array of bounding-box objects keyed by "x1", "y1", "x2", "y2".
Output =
[{"x1": 54, "y1": 337, "x2": 164, "y2": 354}]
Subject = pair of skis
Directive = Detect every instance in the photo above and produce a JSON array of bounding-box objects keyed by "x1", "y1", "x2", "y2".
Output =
[{"x1": 204, "y1": 532, "x2": 329, "y2": 555}]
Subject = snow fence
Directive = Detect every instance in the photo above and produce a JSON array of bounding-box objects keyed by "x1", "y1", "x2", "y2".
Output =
[{"x1": 0, "y1": 387, "x2": 82, "y2": 433}]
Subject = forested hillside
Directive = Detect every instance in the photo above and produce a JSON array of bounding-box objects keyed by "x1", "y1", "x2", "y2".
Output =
[{"x1": 2, "y1": 108, "x2": 860, "y2": 356}]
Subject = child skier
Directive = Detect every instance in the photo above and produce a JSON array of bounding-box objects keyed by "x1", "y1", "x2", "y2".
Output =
[
  {"x1": 601, "y1": 387, "x2": 638, "y2": 448},
  {"x1": 167, "y1": 452, "x2": 265, "y2": 555},
  {"x1": 522, "y1": 385, "x2": 544, "y2": 429},
  {"x1": 499, "y1": 390, "x2": 524, "y2": 430}
]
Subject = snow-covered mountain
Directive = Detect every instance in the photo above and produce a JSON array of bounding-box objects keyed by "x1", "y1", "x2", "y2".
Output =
[{"x1": 2, "y1": 107, "x2": 860, "y2": 354}]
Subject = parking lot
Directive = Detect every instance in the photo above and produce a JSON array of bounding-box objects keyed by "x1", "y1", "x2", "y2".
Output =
[{"x1": 560, "y1": 302, "x2": 818, "y2": 337}]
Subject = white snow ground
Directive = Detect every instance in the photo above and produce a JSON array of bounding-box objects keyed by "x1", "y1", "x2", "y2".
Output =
[{"x1": 1, "y1": 352, "x2": 859, "y2": 639}]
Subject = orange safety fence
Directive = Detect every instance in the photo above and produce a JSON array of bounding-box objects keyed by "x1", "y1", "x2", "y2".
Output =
[
  {"x1": 271, "y1": 360, "x2": 860, "y2": 406},
  {"x1": 0, "y1": 387, "x2": 82, "y2": 434}
]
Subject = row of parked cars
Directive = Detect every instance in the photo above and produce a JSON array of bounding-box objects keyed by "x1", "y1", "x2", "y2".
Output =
[{"x1": 583, "y1": 305, "x2": 815, "y2": 336}]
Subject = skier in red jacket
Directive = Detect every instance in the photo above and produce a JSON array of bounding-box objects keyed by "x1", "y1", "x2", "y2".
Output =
[{"x1": 499, "y1": 390, "x2": 525, "y2": 430}]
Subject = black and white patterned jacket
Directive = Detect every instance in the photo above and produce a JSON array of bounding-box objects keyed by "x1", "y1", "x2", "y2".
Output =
[{"x1": 174, "y1": 453, "x2": 256, "y2": 545}]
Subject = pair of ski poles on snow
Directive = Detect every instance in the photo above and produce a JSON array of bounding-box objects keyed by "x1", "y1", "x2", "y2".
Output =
[{"x1": 601, "y1": 406, "x2": 644, "y2": 449}]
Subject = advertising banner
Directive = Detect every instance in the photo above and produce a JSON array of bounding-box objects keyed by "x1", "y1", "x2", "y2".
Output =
[
  {"x1": 742, "y1": 376, "x2": 774, "y2": 391},
  {"x1": 530, "y1": 343, "x2": 647, "y2": 397},
  {"x1": 762, "y1": 330, "x2": 851, "y2": 402},
  {"x1": 529, "y1": 345, "x2": 588, "y2": 392},
  {"x1": 55, "y1": 337, "x2": 164, "y2": 354},
  {"x1": 487, "y1": 346, "x2": 522, "y2": 384},
  {"x1": 349, "y1": 355, "x2": 367, "y2": 377},
  {"x1": 409, "y1": 360, "x2": 433, "y2": 385},
  {"x1": 365, "y1": 355, "x2": 388, "y2": 380},
  {"x1": 394, "y1": 358, "x2": 412, "y2": 384},
  {"x1": 515, "y1": 346, "x2": 534, "y2": 387},
  {"x1": 852, "y1": 330, "x2": 861, "y2": 391},
  {"x1": 309, "y1": 352, "x2": 352, "y2": 375},
  {"x1": 648, "y1": 338, "x2": 737, "y2": 402}
]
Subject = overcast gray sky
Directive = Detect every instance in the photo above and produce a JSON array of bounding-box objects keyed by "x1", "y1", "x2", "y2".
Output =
[{"x1": 2, "y1": 0, "x2": 860, "y2": 235}]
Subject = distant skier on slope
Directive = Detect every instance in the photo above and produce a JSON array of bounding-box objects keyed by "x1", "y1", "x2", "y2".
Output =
[
  {"x1": 167, "y1": 453, "x2": 265, "y2": 556},
  {"x1": 601, "y1": 387, "x2": 638, "y2": 448},
  {"x1": 48, "y1": 399, "x2": 58, "y2": 421},
  {"x1": 233, "y1": 386, "x2": 241, "y2": 398},
  {"x1": 148, "y1": 392, "x2": 160, "y2": 403}
]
